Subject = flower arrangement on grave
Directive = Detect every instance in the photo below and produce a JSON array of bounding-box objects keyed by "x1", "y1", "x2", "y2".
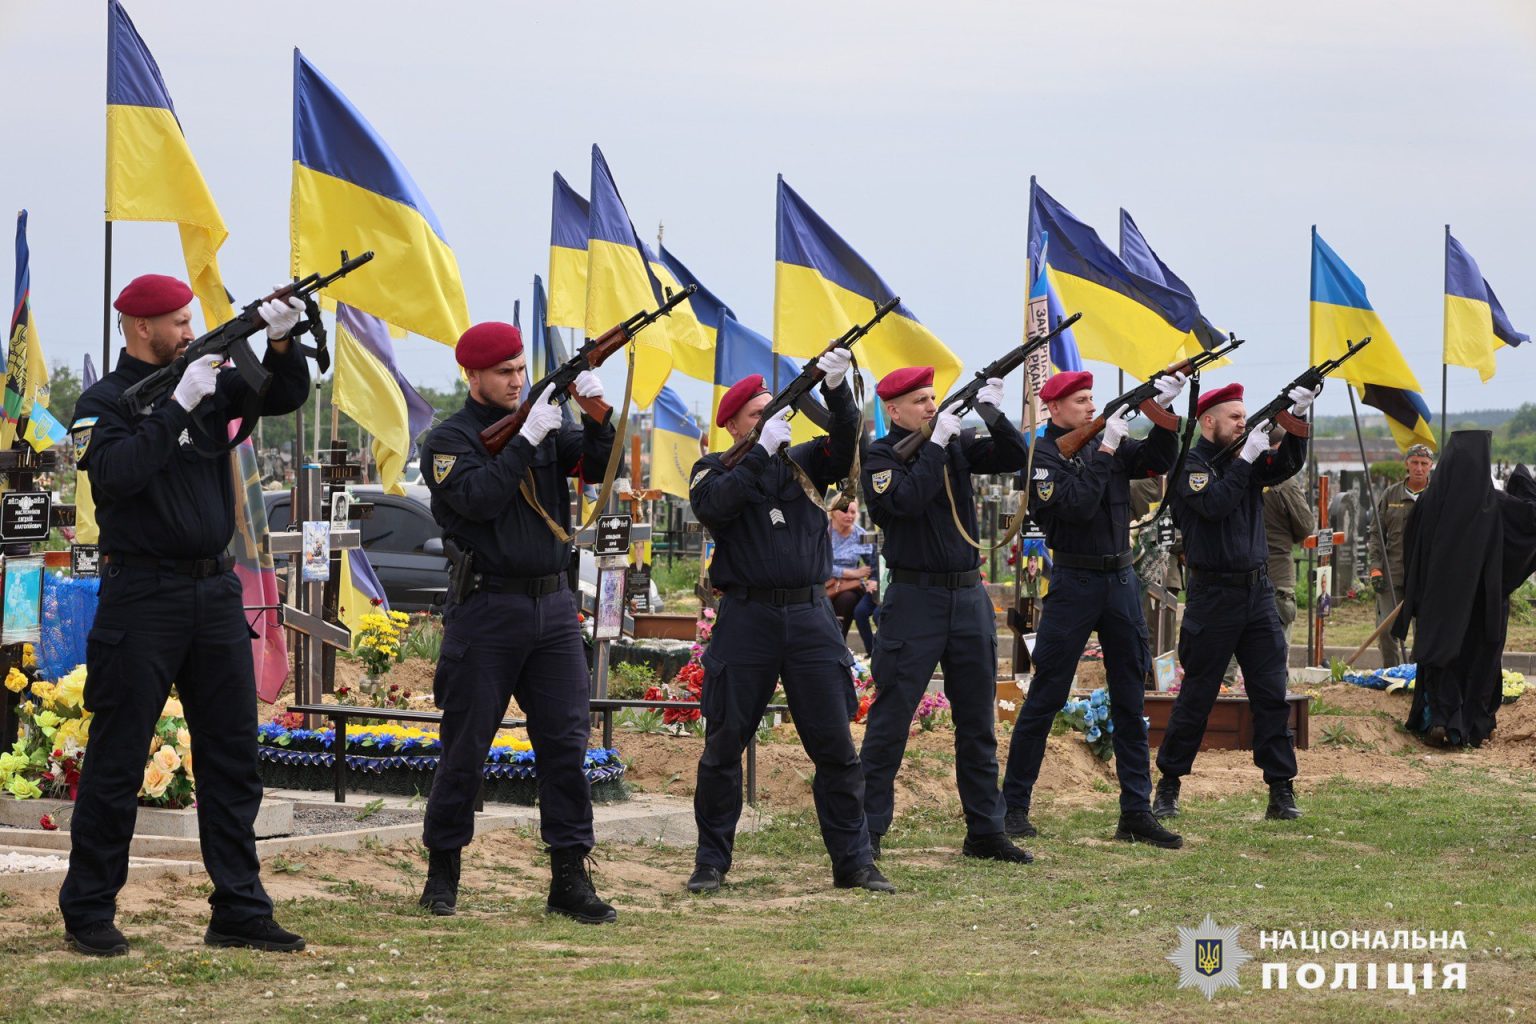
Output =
[
  {"x1": 1053, "y1": 686, "x2": 1147, "y2": 762},
  {"x1": 638, "y1": 608, "x2": 715, "y2": 733},
  {"x1": 913, "y1": 691, "x2": 951, "y2": 732},
  {"x1": 1502, "y1": 669, "x2": 1526, "y2": 704},
  {"x1": 852, "y1": 658, "x2": 875, "y2": 724},
  {"x1": 351, "y1": 608, "x2": 411, "y2": 702},
  {"x1": 2, "y1": 663, "x2": 195, "y2": 808}
]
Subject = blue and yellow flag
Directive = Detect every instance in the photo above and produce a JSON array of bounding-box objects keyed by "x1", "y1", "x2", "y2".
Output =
[
  {"x1": 775, "y1": 177, "x2": 961, "y2": 397},
  {"x1": 4, "y1": 211, "x2": 49, "y2": 451},
  {"x1": 585, "y1": 145, "x2": 669, "y2": 406},
  {"x1": 106, "y1": 0, "x2": 233, "y2": 329},
  {"x1": 291, "y1": 50, "x2": 469, "y2": 346},
  {"x1": 528, "y1": 275, "x2": 576, "y2": 425},
  {"x1": 334, "y1": 303, "x2": 433, "y2": 495},
  {"x1": 1026, "y1": 233, "x2": 1083, "y2": 373},
  {"x1": 1118, "y1": 208, "x2": 1227, "y2": 356},
  {"x1": 649, "y1": 244, "x2": 724, "y2": 385},
  {"x1": 547, "y1": 172, "x2": 590, "y2": 330},
  {"x1": 652, "y1": 386, "x2": 704, "y2": 499},
  {"x1": 1310, "y1": 229, "x2": 1435, "y2": 452},
  {"x1": 1027, "y1": 180, "x2": 1202, "y2": 379},
  {"x1": 711, "y1": 314, "x2": 823, "y2": 454},
  {"x1": 1444, "y1": 229, "x2": 1527, "y2": 383}
]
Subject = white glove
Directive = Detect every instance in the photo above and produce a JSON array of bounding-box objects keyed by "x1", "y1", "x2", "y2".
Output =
[
  {"x1": 1287, "y1": 383, "x2": 1321, "y2": 415},
  {"x1": 1153, "y1": 371, "x2": 1188, "y2": 409},
  {"x1": 929, "y1": 410, "x2": 962, "y2": 448},
  {"x1": 518, "y1": 387, "x2": 564, "y2": 447},
  {"x1": 756, "y1": 407, "x2": 793, "y2": 454},
  {"x1": 573, "y1": 370, "x2": 604, "y2": 399},
  {"x1": 172, "y1": 354, "x2": 221, "y2": 412},
  {"x1": 259, "y1": 294, "x2": 306, "y2": 340},
  {"x1": 1240, "y1": 421, "x2": 1273, "y2": 463},
  {"x1": 1100, "y1": 408, "x2": 1134, "y2": 453},
  {"x1": 976, "y1": 377, "x2": 1005, "y2": 409},
  {"x1": 816, "y1": 347, "x2": 853, "y2": 390}
]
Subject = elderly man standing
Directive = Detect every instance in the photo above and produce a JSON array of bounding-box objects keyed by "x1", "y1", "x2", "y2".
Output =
[{"x1": 1370, "y1": 444, "x2": 1433, "y2": 667}]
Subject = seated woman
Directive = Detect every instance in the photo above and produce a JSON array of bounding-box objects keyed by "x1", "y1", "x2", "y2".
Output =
[{"x1": 825, "y1": 495, "x2": 879, "y2": 652}]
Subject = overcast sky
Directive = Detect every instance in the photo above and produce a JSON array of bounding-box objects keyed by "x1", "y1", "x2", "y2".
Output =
[{"x1": 2, "y1": 0, "x2": 1534, "y2": 426}]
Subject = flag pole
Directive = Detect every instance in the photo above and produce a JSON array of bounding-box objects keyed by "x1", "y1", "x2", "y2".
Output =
[
  {"x1": 1440, "y1": 224, "x2": 1449, "y2": 449},
  {"x1": 1305, "y1": 226, "x2": 1317, "y2": 660},
  {"x1": 102, "y1": 221, "x2": 113, "y2": 370}
]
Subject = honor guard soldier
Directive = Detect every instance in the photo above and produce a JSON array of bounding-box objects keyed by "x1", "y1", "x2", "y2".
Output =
[
  {"x1": 1369, "y1": 443, "x2": 1433, "y2": 667},
  {"x1": 417, "y1": 322, "x2": 617, "y2": 923},
  {"x1": 1000, "y1": 369, "x2": 1186, "y2": 849},
  {"x1": 60, "y1": 274, "x2": 311, "y2": 956},
  {"x1": 1152, "y1": 382, "x2": 1317, "y2": 822},
  {"x1": 686, "y1": 353, "x2": 894, "y2": 895},
  {"x1": 859, "y1": 366, "x2": 1033, "y2": 863}
]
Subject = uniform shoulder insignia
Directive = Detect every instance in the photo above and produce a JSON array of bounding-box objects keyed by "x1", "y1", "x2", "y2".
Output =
[
  {"x1": 71, "y1": 417, "x2": 98, "y2": 462},
  {"x1": 691, "y1": 467, "x2": 710, "y2": 488},
  {"x1": 1188, "y1": 471, "x2": 1210, "y2": 493},
  {"x1": 1035, "y1": 481, "x2": 1054, "y2": 501},
  {"x1": 1032, "y1": 467, "x2": 1049, "y2": 481},
  {"x1": 432, "y1": 453, "x2": 458, "y2": 483},
  {"x1": 872, "y1": 469, "x2": 893, "y2": 494}
]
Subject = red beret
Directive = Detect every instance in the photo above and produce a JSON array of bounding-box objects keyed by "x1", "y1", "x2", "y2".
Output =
[
  {"x1": 876, "y1": 366, "x2": 934, "y2": 402},
  {"x1": 1196, "y1": 382, "x2": 1244, "y2": 418},
  {"x1": 113, "y1": 274, "x2": 193, "y2": 318},
  {"x1": 716, "y1": 374, "x2": 769, "y2": 427},
  {"x1": 455, "y1": 322, "x2": 524, "y2": 369},
  {"x1": 1040, "y1": 370, "x2": 1093, "y2": 403}
]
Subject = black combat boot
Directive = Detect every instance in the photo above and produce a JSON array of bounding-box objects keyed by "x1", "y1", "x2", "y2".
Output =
[
  {"x1": 833, "y1": 864, "x2": 897, "y2": 893},
  {"x1": 66, "y1": 920, "x2": 129, "y2": 957},
  {"x1": 1114, "y1": 809, "x2": 1184, "y2": 849},
  {"x1": 686, "y1": 864, "x2": 724, "y2": 893},
  {"x1": 204, "y1": 916, "x2": 306, "y2": 952},
  {"x1": 1004, "y1": 807, "x2": 1039, "y2": 838},
  {"x1": 1265, "y1": 780, "x2": 1302, "y2": 820},
  {"x1": 961, "y1": 832, "x2": 1034, "y2": 863},
  {"x1": 418, "y1": 847, "x2": 461, "y2": 916},
  {"x1": 1151, "y1": 776, "x2": 1181, "y2": 819},
  {"x1": 547, "y1": 848, "x2": 617, "y2": 924}
]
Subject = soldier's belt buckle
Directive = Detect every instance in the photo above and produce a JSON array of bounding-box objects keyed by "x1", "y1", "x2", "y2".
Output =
[{"x1": 772, "y1": 588, "x2": 793, "y2": 604}]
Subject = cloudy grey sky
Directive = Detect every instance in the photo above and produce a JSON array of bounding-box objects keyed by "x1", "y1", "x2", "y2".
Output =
[{"x1": 2, "y1": 0, "x2": 1534, "y2": 425}]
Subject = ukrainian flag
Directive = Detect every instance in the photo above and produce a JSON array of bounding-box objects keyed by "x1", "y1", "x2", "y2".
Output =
[
  {"x1": 710, "y1": 314, "x2": 823, "y2": 455},
  {"x1": 291, "y1": 50, "x2": 469, "y2": 346},
  {"x1": 1027, "y1": 180, "x2": 1200, "y2": 379},
  {"x1": 585, "y1": 146, "x2": 671, "y2": 406},
  {"x1": 775, "y1": 177, "x2": 961, "y2": 397},
  {"x1": 334, "y1": 303, "x2": 433, "y2": 495},
  {"x1": 547, "y1": 172, "x2": 589, "y2": 330},
  {"x1": 650, "y1": 244, "x2": 725, "y2": 385},
  {"x1": 652, "y1": 386, "x2": 704, "y2": 500},
  {"x1": 4, "y1": 211, "x2": 49, "y2": 451},
  {"x1": 1444, "y1": 229, "x2": 1527, "y2": 383},
  {"x1": 1310, "y1": 229, "x2": 1436, "y2": 452},
  {"x1": 106, "y1": 0, "x2": 233, "y2": 329},
  {"x1": 1118, "y1": 209, "x2": 1227, "y2": 356},
  {"x1": 1026, "y1": 233, "x2": 1083, "y2": 373}
]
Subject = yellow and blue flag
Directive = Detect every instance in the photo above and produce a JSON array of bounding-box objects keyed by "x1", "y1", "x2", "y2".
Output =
[
  {"x1": 4, "y1": 211, "x2": 49, "y2": 450},
  {"x1": 1310, "y1": 229, "x2": 1435, "y2": 452},
  {"x1": 74, "y1": 354, "x2": 100, "y2": 544},
  {"x1": 652, "y1": 386, "x2": 704, "y2": 500},
  {"x1": 106, "y1": 0, "x2": 233, "y2": 329},
  {"x1": 711, "y1": 314, "x2": 823, "y2": 454},
  {"x1": 1028, "y1": 180, "x2": 1202, "y2": 379},
  {"x1": 775, "y1": 177, "x2": 961, "y2": 397},
  {"x1": 1444, "y1": 229, "x2": 1527, "y2": 383},
  {"x1": 1026, "y1": 233, "x2": 1083, "y2": 372},
  {"x1": 338, "y1": 547, "x2": 390, "y2": 636},
  {"x1": 291, "y1": 50, "x2": 469, "y2": 346},
  {"x1": 527, "y1": 274, "x2": 576, "y2": 425},
  {"x1": 547, "y1": 172, "x2": 590, "y2": 330},
  {"x1": 1118, "y1": 208, "x2": 1227, "y2": 356},
  {"x1": 649, "y1": 244, "x2": 723, "y2": 385},
  {"x1": 334, "y1": 303, "x2": 434, "y2": 495},
  {"x1": 585, "y1": 145, "x2": 669, "y2": 406}
]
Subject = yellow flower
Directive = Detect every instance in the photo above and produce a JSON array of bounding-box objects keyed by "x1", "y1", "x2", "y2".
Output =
[
  {"x1": 55, "y1": 669, "x2": 86, "y2": 709},
  {"x1": 177, "y1": 728, "x2": 191, "y2": 750},
  {"x1": 141, "y1": 763, "x2": 171, "y2": 799},
  {"x1": 22, "y1": 643, "x2": 36, "y2": 668},
  {"x1": 182, "y1": 748, "x2": 194, "y2": 782},
  {"x1": 152, "y1": 745, "x2": 181, "y2": 774},
  {"x1": 6, "y1": 776, "x2": 41, "y2": 799},
  {"x1": 4, "y1": 668, "x2": 27, "y2": 693},
  {"x1": 35, "y1": 710, "x2": 62, "y2": 733},
  {"x1": 161, "y1": 698, "x2": 183, "y2": 719},
  {"x1": 149, "y1": 736, "x2": 162, "y2": 754}
]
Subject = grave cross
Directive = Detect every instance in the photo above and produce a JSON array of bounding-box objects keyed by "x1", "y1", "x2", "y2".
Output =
[
  {"x1": 264, "y1": 464, "x2": 360, "y2": 718},
  {"x1": 1302, "y1": 474, "x2": 1346, "y2": 667}
]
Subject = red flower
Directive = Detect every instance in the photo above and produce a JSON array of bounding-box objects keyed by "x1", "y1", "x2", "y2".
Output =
[
  {"x1": 370, "y1": 598, "x2": 384, "y2": 607},
  {"x1": 39, "y1": 814, "x2": 57, "y2": 831}
]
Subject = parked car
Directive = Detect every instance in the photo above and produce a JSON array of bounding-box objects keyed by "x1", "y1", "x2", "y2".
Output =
[{"x1": 261, "y1": 485, "x2": 662, "y2": 614}]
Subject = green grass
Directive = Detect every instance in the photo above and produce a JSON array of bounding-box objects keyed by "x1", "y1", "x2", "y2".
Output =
[{"x1": 3, "y1": 767, "x2": 1534, "y2": 1022}]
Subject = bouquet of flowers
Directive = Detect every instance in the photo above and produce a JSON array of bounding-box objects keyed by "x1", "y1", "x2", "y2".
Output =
[
  {"x1": 852, "y1": 658, "x2": 876, "y2": 724},
  {"x1": 353, "y1": 609, "x2": 411, "y2": 678},
  {"x1": 1052, "y1": 687, "x2": 1138, "y2": 761},
  {"x1": 913, "y1": 691, "x2": 951, "y2": 732},
  {"x1": 1502, "y1": 669, "x2": 1526, "y2": 704}
]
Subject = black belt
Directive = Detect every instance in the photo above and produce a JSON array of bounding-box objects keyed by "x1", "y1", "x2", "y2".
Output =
[
  {"x1": 474, "y1": 572, "x2": 567, "y2": 597},
  {"x1": 104, "y1": 553, "x2": 234, "y2": 578},
  {"x1": 733, "y1": 585, "x2": 821, "y2": 606},
  {"x1": 1053, "y1": 550, "x2": 1134, "y2": 571},
  {"x1": 1190, "y1": 565, "x2": 1267, "y2": 588},
  {"x1": 889, "y1": 568, "x2": 982, "y2": 589}
]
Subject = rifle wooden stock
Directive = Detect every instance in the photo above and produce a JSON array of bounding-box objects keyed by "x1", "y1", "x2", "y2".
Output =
[
  {"x1": 890, "y1": 422, "x2": 932, "y2": 462},
  {"x1": 477, "y1": 320, "x2": 635, "y2": 456},
  {"x1": 1055, "y1": 399, "x2": 1181, "y2": 459}
]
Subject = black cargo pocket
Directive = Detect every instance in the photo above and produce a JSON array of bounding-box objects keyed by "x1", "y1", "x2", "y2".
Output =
[
  {"x1": 1176, "y1": 617, "x2": 1202, "y2": 670},
  {"x1": 871, "y1": 637, "x2": 904, "y2": 694},
  {"x1": 700, "y1": 649, "x2": 727, "y2": 722},
  {"x1": 82, "y1": 628, "x2": 128, "y2": 714},
  {"x1": 433, "y1": 637, "x2": 469, "y2": 709}
]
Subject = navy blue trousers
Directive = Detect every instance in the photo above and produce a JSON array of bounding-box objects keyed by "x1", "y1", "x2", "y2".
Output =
[
  {"x1": 860, "y1": 582, "x2": 1004, "y2": 837},
  {"x1": 695, "y1": 592, "x2": 871, "y2": 875},
  {"x1": 1156, "y1": 576, "x2": 1298, "y2": 784},
  {"x1": 423, "y1": 585, "x2": 593, "y2": 852},
  {"x1": 60, "y1": 565, "x2": 271, "y2": 930},
  {"x1": 1003, "y1": 566, "x2": 1153, "y2": 814}
]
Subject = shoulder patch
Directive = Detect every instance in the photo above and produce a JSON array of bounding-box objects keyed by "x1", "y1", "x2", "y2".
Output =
[
  {"x1": 872, "y1": 469, "x2": 893, "y2": 494},
  {"x1": 691, "y1": 467, "x2": 710, "y2": 488},
  {"x1": 71, "y1": 417, "x2": 98, "y2": 462},
  {"x1": 432, "y1": 454, "x2": 458, "y2": 484},
  {"x1": 1035, "y1": 481, "x2": 1054, "y2": 502},
  {"x1": 1188, "y1": 471, "x2": 1209, "y2": 493}
]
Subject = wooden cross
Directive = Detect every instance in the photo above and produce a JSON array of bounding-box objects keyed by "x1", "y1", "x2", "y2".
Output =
[
  {"x1": 1302, "y1": 473, "x2": 1346, "y2": 667},
  {"x1": 316, "y1": 444, "x2": 369, "y2": 696},
  {"x1": 264, "y1": 464, "x2": 360, "y2": 718}
]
